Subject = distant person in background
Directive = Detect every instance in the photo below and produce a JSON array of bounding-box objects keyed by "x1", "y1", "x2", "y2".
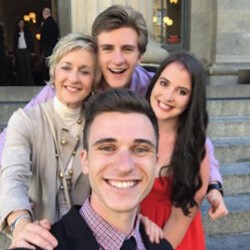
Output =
[
  {"x1": 40, "y1": 7, "x2": 59, "y2": 82},
  {"x1": 0, "y1": 17, "x2": 9, "y2": 85},
  {"x1": 13, "y1": 18, "x2": 34, "y2": 86}
]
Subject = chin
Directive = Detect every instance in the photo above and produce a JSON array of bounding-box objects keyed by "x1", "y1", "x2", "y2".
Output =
[{"x1": 114, "y1": 200, "x2": 139, "y2": 212}]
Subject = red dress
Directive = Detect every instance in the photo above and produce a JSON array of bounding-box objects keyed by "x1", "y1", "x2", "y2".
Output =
[{"x1": 140, "y1": 177, "x2": 206, "y2": 250}]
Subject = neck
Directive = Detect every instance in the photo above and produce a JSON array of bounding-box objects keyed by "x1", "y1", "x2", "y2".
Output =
[
  {"x1": 90, "y1": 196, "x2": 137, "y2": 234},
  {"x1": 158, "y1": 117, "x2": 179, "y2": 134},
  {"x1": 53, "y1": 96, "x2": 81, "y2": 121},
  {"x1": 100, "y1": 79, "x2": 131, "y2": 91}
]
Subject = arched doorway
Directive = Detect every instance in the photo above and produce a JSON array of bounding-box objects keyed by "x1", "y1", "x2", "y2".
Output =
[{"x1": 0, "y1": 0, "x2": 55, "y2": 85}]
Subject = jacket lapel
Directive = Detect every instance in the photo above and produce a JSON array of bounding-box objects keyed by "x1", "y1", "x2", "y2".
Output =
[
  {"x1": 140, "y1": 223, "x2": 173, "y2": 250},
  {"x1": 60, "y1": 206, "x2": 99, "y2": 250}
]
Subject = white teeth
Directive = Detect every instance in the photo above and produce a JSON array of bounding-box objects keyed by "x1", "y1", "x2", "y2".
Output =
[
  {"x1": 109, "y1": 68, "x2": 126, "y2": 74},
  {"x1": 65, "y1": 86, "x2": 78, "y2": 92},
  {"x1": 109, "y1": 180, "x2": 136, "y2": 189},
  {"x1": 159, "y1": 101, "x2": 172, "y2": 111}
]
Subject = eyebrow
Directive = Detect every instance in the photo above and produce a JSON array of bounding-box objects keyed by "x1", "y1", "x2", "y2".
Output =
[
  {"x1": 92, "y1": 137, "x2": 156, "y2": 148},
  {"x1": 60, "y1": 61, "x2": 91, "y2": 68},
  {"x1": 99, "y1": 44, "x2": 137, "y2": 49},
  {"x1": 159, "y1": 77, "x2": 191, "y2": 92},
  {"x1": 92, "y1": 138, "x2": 116, "y2": 147}
]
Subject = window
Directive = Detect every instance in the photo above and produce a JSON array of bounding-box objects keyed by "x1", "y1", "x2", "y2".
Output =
[{"x1": 152, "y1": 0, "x2": 190, "y2": 52}]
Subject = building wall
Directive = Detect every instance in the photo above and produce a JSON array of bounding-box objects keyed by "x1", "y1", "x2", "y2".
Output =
[
  {"x1": 57, "y1": 0, "x2": 250, "y2": 84},
  {"x1": 57, "y1": 0, "x2": 71, "y2": 36},
  {"x1": 70, "y1": 0, "x2": 153, "y2": 35},
  {"x1": 189, "y1": 0, "x2": 214, "y2": 65},
  {"x1": 215, "y1": 0, "x2": 250, "y2": 63}
]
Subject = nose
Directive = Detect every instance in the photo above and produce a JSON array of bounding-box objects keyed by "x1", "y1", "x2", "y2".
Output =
[
  {"x1": 115, "y1": 150, "x2": 134, "y2": 172},
  {"x1": 69, "y1": 69, "x2": 80, "y2": 83},
  {"x1": 163, "y1": 89, "x2": 174, "y2": 102},
  {"x1": 112, "y1": 50, "x2": 125, "y2": 65}
]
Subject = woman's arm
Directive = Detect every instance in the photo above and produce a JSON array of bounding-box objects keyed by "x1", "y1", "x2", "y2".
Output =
[
  {"x1": 0, "y1": 109, "x2": 34, "y2": 226},
  {"x1": 162, "y1": 147, "x2": 210, "y2": 249},
  {"x1": 206, "y1": 137, "x2": 222, "y2": 184},
  {"x1": 0, "y1": 85, "x2": 55, "y2": 168},
  {"x1": 206, "y1": 137, "x2": 229, "y2": 220},
  {"x1": 0, "y1": 109, "x2": 57, "y2": 249}
]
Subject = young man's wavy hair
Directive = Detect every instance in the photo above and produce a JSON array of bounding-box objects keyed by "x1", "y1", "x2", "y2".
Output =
[
  {"x1": 146, "y1": 51, "x2": 208, "y2": 215},
  {"x1": 91, "y1": 4, "x2": 148, "y2": 55}
]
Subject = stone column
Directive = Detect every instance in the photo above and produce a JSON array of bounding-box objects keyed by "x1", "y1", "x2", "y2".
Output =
[
  {"x1": 56, "y1": 0, "x2": 71, "y2": 36},
  {"x1": 209, "y1": 0, "x2": 250, "y2": 84},
  {"x1": 189, "y1": 0, "x2": 214, "y2": 65}
]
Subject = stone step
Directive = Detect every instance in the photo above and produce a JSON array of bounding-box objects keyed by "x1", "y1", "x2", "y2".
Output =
[
  {"x1": 0, "y1": 86, "x2": 43, "y2": 102},
  {"x1": 202, "y1": 193, "x2": 250, "y2": 235},
  {"x1": 206, "y1": 232, "x2": 250, "y2": 250},
  {"x1": 207, "y1": 98, "x2": 250, "y2": 117},
  {"x1": 208, "y1": 116, "x2": 250, "y2": 138},
  {"x1": 0, "y1": 102, "x2": 26, "y2": 124},
  {"x1": 0, "y1": 85, "x2": 249, "y2": 101},
  {"x1": 220, "y1": 162, "x2": 250, "y2": 195},
  {"x1": 212, "y1": 137, "x2": 250, "y2": 164},
  {"x1": 0, "y1": 232, "x2": 10, "y2": 249},
  {"x1": 0, "y1": 122, "x2": 7, "y2": 133},
  {"x1": 207, "y1": 84, "x2": 250, "y2": 99}
]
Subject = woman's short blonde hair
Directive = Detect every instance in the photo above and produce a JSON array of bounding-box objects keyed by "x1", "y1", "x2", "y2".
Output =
[{"x1": 48, "y1": 33, "x2": 101, "y2": 90}]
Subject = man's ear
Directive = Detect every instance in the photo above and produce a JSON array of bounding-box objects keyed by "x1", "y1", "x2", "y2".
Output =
[
  {"x1": 80, "y1": 149, "x2": 89, "y2": 174},
  {"x1": 137, "y1": 53, "x2": 143, "y2": 65}
]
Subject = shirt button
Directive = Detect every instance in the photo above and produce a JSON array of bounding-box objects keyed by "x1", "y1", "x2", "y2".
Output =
[{"x1": 61, "y1": 139, "x2": 67, "y2": 145}]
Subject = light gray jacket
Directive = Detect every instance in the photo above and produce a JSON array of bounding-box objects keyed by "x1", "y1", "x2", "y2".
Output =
[{"x1": 0, "y1": 100, "x2": 90, "y2": 229}]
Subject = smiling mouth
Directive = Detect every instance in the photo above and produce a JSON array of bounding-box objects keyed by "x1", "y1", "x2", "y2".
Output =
[
  {"x1": 65, "y1": 86, "x2": 80, "y2": 92},
  {"x1": 107, "y1": 180, "x2": 138, "y2": 189},
  {"x1": 109, "y1": 68, "x2": 126, "y2": 74},
  {"x1": 158, "y1": 100, "x2": 173, "y2": 111}
]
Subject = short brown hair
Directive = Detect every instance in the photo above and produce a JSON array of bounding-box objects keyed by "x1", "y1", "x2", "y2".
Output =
[
  {"x1": 83, "y1": 89, "x2": 158, "y2": 151},
  {"x1": 91, "y1": 5, "x2": 148, "y2": 55}
]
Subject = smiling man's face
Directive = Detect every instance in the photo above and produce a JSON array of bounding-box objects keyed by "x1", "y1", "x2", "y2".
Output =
[
  {"x1": 97, "y1": 27, "x2": 142, "y2": 90},
  {"x1": 81, "y1": 111, "x2": 157, "y2": 220}
]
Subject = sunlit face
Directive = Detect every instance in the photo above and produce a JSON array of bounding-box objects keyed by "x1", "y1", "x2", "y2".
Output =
[
  {"x1": 81, "y1": 112, "x2": 157, "y2": 220},
  {"x1": 97, "y1": 27, "x2": 142, "y2": 89},
  {"x1": 53, "y1": 49, "x2": 95, "y2": 109},
  {"x1": 150, "y1": 62, "x2": 192, "y2": 124}
]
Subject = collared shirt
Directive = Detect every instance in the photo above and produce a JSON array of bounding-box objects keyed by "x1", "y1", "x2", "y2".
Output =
[
  {"x1": 79, "y1": 197, "x2": 146, "y2": 250},
  {"x1": 129, "y1": 65, "x2": 154, "y2": 97}
]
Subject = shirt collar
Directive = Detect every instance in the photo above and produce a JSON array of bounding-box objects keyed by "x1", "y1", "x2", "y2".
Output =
[{"x1": 79, "y1": 197, "x2": 145, "y2": 250}]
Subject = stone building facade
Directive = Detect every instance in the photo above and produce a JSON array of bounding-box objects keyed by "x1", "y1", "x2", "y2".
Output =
[
  {"x1": 1, "y1": 0, "x2": 249, "y2": 85},
  {"x1": 55, "y1": 0, "x2": 250, "y2": 85}
]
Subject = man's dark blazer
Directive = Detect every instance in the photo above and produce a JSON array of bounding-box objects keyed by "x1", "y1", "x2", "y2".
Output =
[
  {"x1": 51, "y1": 206, "x2": 173, "y2": 250},
  {"x1": 40, "y1": 16, "x2": 59, "y2": 57},
  {"x1": 10, "y1": 206, "x2": 173, "y2": 250}
]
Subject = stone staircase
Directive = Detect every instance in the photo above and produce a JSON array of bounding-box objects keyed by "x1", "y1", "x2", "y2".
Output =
[
  {"x1": 0, "y1": 86, "x2": 43, "y2": 250},
  {"x1": 0, "y1": 86, "x2": 43, "y2": 132},
  {"x1": 202, "y1": 84, "x2": 250, "y2": 250},
  {"x1": 0, "y1": 85, "x2": 250, "y2": 249}
]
